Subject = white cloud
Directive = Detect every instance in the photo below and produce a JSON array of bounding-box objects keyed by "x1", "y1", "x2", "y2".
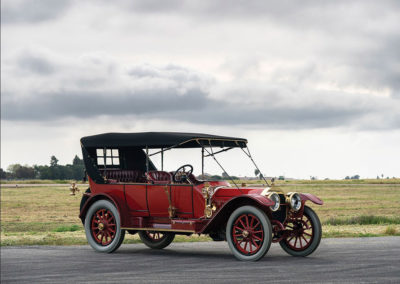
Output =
[{"x1": 1, "y1": 0, "x2": 399, "y2": 178}]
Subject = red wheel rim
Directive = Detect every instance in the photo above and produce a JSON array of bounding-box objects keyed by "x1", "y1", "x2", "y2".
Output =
[
  {"x1": 91, "y1": 209, "x2": 116, "y2": 246},
  {"x1": 232, "y1": 213, "x2": 264, "y2": 255},
  {"x1": 145, "y1": 231, "x2": 165, "y2": 241},
  {"x1": 283, "y1": 213, "x2": 314, "y2": 251}
]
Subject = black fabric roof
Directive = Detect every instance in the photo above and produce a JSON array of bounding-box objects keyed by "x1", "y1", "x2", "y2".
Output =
[{"x1": 80, "y1": 132, "x2": 247, "y2": 149}]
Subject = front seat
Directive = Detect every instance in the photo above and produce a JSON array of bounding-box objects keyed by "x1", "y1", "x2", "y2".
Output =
[{"x1": 146, "y1": 171, "x2": 172, "y2": 184}]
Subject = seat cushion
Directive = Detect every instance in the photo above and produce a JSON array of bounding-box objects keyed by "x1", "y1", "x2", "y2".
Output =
[
  {"x1": 100, "y1": 169, "x2": 145, "y2": 183},
  {"x1": 146, "y1": 171, "x2": 172, "y2": 184}
]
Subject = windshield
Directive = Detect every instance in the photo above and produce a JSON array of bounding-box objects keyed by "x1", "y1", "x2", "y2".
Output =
[{"x1": 147, "y1": 145, "x2": 269, "y2": 188}]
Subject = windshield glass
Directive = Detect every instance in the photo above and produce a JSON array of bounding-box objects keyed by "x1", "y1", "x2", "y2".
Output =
[{"x1": 148, "y1": 146, "x2": 265, "y2": 183}]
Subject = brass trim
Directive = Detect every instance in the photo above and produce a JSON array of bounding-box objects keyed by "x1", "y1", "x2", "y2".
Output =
[
  {"x1": 261, "y1": 187, "x2": 285, "y2": 195},
  {"x1": 202, "y1": 182, "x2": 216, "y2": 218},
  {"x1": 121, "y1": 227, "x2": 195, "y2": 233},
  {"x1": 164, "y1": 185, "x2": 177, "y2": 218}
]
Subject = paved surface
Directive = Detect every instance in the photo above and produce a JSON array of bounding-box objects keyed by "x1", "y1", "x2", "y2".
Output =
[{"x1": 1, "y1": 237, "x2": 400, "y2": 283}]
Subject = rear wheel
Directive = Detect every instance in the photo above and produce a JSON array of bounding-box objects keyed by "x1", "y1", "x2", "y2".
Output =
[
  {"x1": 226, "y1": 205, "x2": 272, "y2": 261},
  {"x1": 138, "y1": 231, "x2": 175, "y2": 249},
  {"x1": 279, "y1": 206, "x2": 321, "y2": 257},
  {"x1": 84, "y1": 200, "x2": 125, "y2": 253}
]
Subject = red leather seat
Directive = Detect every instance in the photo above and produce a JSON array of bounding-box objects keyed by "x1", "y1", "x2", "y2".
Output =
[
  {"x1": 146, "y1": 171, "x2": 172, "y2": 184},
  {"x1": 100, "y1": 169, "x2": 145, "y2": 183}
]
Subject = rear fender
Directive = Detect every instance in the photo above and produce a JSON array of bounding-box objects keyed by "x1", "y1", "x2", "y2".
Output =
[
  {"x1": 79, "y1": 192, "x2": 121, "y2": 223},
  {"x1": 199, "y1": 194, "x2": 274, "y2": 234},
  {"x1": 300, "y1": 193, "x2": 323, "y2": 205}
]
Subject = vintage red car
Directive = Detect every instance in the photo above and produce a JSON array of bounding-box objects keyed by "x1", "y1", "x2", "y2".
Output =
[{"x1": 79, "y1": 132, "x2": 323, "y2": 261}]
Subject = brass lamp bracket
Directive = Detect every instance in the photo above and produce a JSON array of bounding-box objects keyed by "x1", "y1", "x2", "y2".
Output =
[
  {"x1": 202, "y1": 182, "x2": 216, "y2": 218},
  {"x1": 164, "y1": 186, "x2": 177, "y2": 218}
]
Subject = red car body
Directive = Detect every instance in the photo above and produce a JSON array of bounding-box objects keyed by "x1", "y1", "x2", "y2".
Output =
[{"x1": 79, "y1": 132, "x2": 323, "y2": 261}]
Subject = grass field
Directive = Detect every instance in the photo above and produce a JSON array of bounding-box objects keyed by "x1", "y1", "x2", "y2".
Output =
[{"x1": 1, "y1": 180, "x2": 400, "y2": 246}]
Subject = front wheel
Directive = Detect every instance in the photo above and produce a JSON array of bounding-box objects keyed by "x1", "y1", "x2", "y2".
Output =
[
  {"x1": 138, "y1": 231, "x2": 175, "y2": 249},
  {"x1": 226, "y1": 205, "x2": 272, "y2": 261},
  {"x1": 84, "y1": 200, "x2": 125, "y2": 253},
  {"x1": 279, "y1": 205, "x2": 322, "y2": 257}
]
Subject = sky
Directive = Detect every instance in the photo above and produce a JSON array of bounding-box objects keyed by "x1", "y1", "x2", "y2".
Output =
[{"x1": 1, "y1": 0, "x2": 400, "y2": 179}]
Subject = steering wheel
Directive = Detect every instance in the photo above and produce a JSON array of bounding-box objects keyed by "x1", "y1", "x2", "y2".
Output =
[{"x1": 173, "y1": 164, "x2": 194, "y2": 183}]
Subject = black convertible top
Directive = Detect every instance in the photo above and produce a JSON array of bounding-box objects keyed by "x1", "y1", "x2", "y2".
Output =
[{"x1": 80, "y1": 132, "x2": 247, "y2": 149}]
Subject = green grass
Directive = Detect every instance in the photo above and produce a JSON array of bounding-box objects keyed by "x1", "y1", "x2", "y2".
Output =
[
  {"x1": 235, "y1": 178, "x2": 400, "y2": 185},
  {"x1": 1, "y1": 180, "x2": 400, "y2": 246},
  {"x1": 3, "y1": 178, "x2": 400, "y2": 185},
  {"x1": 324, "y1": 215, "x2": 400, "y2": 226},
  {"x1": 53, "y1": 224, "x2": 81, "y2": 232},
  {"x1": 1, "y1": 179, "x2": 87, "y2": 184},
  {"x1": 384, "y1": 225, "x2": 398, "y2": 235}
]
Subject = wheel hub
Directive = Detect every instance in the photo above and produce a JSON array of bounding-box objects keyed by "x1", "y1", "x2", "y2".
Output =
[
  {"x1": 242, "y1": 230, "x2": 250, "y2": 238},
  {"x1": 98, "y1": 223, "x2": 105, "y2": 230}
]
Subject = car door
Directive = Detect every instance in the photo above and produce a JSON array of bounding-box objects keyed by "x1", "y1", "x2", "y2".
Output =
[
  {"x1": 146, "y1": 184, "x2": 194, "y2": 218},
  {"x1": 171, "y1": 184, "x2": 194, "y2": 218},
  {"x1": 147, "y1": 184, "x2": 170, "y2": 217},
  {"x1": 124, "y1": 184, "x2": 149, "y2": 217}
]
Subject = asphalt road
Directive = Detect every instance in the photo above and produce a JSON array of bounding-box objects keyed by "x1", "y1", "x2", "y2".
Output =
[{"x1": 1, "y1": 237, "x2": 399, "y2": 283}]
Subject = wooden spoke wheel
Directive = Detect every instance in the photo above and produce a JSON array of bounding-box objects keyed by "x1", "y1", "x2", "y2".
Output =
[
  {"x1": 139, "y1": 231, "x2": 175, "y2": 249},
  {"x1": 84, "y1": 200, "x2": 125, "y2": 253},
  {"x1": 232, "y1": 214, "x2": 264, "y2": 255},
  {"x1": 279, "y1": 206, "x2": 322, "y2": 257},
  {"x1": 91, "y1": 208, "x2": 117, "y2": 246},
  {"x1": 226, "y1": 206, "x2": 272, "y2": 261}
]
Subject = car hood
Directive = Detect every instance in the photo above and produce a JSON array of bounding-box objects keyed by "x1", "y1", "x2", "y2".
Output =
[{"x1": 213, "y1": 186, "x2": 265, "y2": 197}]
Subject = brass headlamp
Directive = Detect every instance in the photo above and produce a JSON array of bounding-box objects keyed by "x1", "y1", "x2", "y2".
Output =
[{"x1": 286, "y1": 192, "x2": 302, "y2": 211}]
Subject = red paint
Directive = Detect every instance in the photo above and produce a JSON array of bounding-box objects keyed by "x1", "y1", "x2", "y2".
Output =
[
  {"x1": 171, "y1": 185, "x2": 194, "y2": 218},
  {"x1": 124, "y1": 184, "x2": 148, "y2": 215},
  {"x1": 300, "y1": 193, "x2": 324, "y2": 205},
  {"x1": 81, "y1": 177, "x2": 322, "y2": 234},
  {"x1": 147, "y1": 185, "x2": 170, "y2": 217}
]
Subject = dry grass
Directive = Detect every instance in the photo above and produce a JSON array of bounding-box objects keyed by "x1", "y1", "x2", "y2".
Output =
[{"x1": 1, "y1": 180, "x2": 400, "y2": 246}]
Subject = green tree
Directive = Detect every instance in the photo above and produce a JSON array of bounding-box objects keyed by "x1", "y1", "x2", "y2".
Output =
[
  {"x1": 72, "y1": 155, "x2": 84, "y2": 180},
  {"x1": 210, "y1": 175, "x2": 222, "y2": 180},
  {"x1": 50, "y1": 156, "x2": 59, "y2": 167},
  {"x1": 72, "y1": 155, "x2": 83, "y2": 166},
  {"x1": 0, "y1": 168, "x2": 7, "y2": 179},
  {"x1": 6, "y1": 164, "x2": 35, "y2": 179}
]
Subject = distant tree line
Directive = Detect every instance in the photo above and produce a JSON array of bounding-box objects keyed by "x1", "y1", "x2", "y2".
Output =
[
  {"x1": 1, "y1": 155, "x2": 85, "y2": 180},
  {"x1": 344, "y1": 175, "x2": 360, "y2": 180}
]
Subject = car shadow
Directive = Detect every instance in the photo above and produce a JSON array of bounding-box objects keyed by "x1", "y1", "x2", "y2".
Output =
[
  {"x1": 117, "y1": 246, "x2": 234, "y2": 261},
  {"x1": 114, "y1": 244, "x2": 328, "y2": 264}
]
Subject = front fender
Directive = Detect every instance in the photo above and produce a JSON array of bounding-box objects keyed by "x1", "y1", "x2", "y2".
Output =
[
  {"x1": 199, "y1": 194, "x2": 274, "y2": 234},
  {"x1": 300, "y1": 193, "x2": 323, "y2": 205}
]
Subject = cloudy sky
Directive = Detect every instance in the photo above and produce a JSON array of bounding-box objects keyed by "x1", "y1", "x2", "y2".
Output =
[{"x1": 1, "y1": 0, "x2": 400, "y2": 179}]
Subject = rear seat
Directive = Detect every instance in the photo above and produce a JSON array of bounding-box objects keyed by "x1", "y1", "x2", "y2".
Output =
[{"x1": 99, "y1": 169, "x2": 146, "y2": 183}]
